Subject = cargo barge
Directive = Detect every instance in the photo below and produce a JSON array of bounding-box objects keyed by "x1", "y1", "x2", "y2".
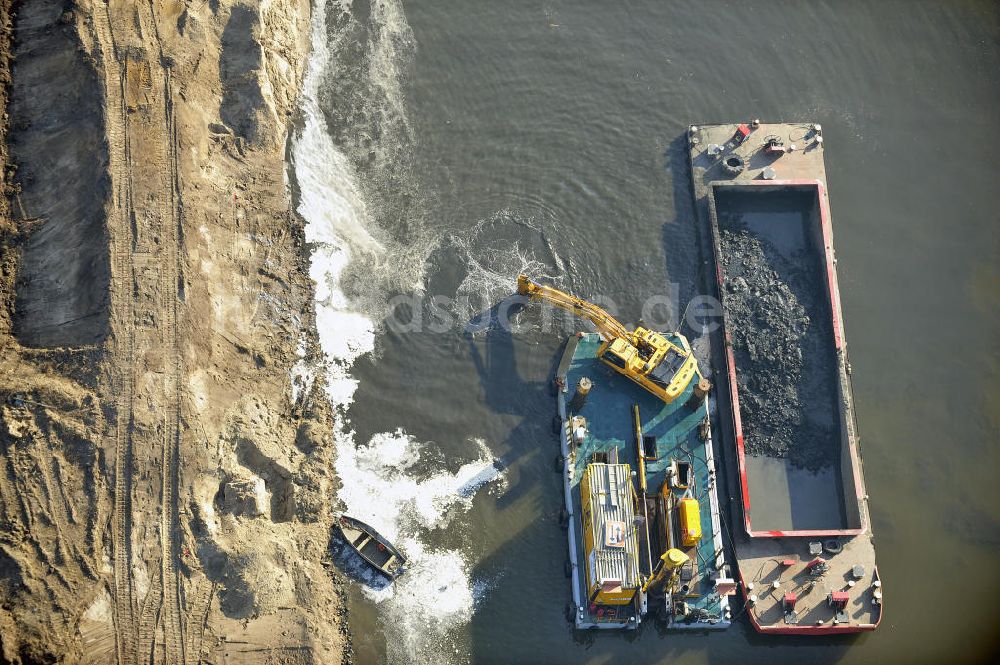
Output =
[
  {"x1": 688, "y1": 122, "x2": 882, "y2": 633},
  {"x1": 550, "y1": 332, "x2": 734, "y2": 630}
]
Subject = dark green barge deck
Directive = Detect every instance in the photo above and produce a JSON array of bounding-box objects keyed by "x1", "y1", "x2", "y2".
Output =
[{"x1": 556, "y1": 333, "x2": 734, "y2": 630}]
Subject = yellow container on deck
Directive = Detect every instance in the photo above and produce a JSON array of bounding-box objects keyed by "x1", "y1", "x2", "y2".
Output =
[{"x1": 678, "y1": 497, "x2": 702, "y2": 547}]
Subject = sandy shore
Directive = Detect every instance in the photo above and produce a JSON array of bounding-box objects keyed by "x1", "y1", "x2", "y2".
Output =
[{"x1": 0, "y1": 1, "x2": 349, "y2": 662}]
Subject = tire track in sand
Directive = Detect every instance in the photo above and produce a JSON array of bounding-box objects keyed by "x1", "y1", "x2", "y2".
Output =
[
  {"x1": 89, "y1": 5, "x2": 138, "y2": 663},
  {"x1": 157, "y1": 64, "x2": 185, "y2": 665},
  {"x1": 90, "y1": 2, "x2": 186, "y2": 663}
]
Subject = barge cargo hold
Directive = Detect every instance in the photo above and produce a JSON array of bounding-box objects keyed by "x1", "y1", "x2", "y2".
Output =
[
  {"x1": 554, "y1": 333, "x2": 733, "y2": 630},
  {"x1": 688, "y1": 123, "x2": 882, "y2": 633}
]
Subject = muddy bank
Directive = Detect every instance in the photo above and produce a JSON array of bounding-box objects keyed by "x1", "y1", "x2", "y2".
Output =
[
  {"x1": 718, "y1": 192, "x2": 840, "y2": 471},
  {"x1": 0, "y1": 4, "x2": 111, "y2": 663},
  {"x1": 9, "y1": 0, "x2": 109, "y2": 348}
]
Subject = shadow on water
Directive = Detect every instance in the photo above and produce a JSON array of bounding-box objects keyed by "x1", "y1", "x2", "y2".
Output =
[
  {"x1": 661, "y1": 132, "x2": 703, "y2": 341},
  {"x1": 466, "y1": 302, "x2": 526, "y2": 417},
  {"x1": 466, "y1": 302, "x2": 564, "y2": 512}
]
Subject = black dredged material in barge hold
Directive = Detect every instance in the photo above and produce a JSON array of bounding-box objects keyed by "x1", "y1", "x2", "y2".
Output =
[{"x1": 715, "y1": 188, "x2": 840, "y2": 471}]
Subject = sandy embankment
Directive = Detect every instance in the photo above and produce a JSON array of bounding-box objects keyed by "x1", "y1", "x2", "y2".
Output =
[{"x1": 0, "y1": 1, "x2": 349, "y2": 663}]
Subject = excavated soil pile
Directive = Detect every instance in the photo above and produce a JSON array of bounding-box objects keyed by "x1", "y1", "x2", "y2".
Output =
[{"x1": 719, "y1": 221, "x2": 840, "y2": 471}]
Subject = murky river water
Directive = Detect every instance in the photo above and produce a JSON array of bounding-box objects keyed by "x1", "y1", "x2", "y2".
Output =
[{"x1": 292, "y1": 1, "x2": 1000, "y2": 663}]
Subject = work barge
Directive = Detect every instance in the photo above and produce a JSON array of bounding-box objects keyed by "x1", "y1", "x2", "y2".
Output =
[
  {"x1": 529, "y1": 120, "x2": 879, "y2": 636},
  {"x1": 687, "y1": 122, "x2": 882, "y2": 633},
  {"x1": 553, "y1": 334, "x2": 733, "y2": 630}
]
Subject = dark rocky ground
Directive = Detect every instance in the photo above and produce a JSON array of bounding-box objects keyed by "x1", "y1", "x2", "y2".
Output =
[{"x1": 719, "y1": 226, "x2": 839, "y2": 471}]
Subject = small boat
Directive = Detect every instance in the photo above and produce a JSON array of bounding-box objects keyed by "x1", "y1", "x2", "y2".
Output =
[{"x1": 336, "y1": 515, "x2": 407, "y2": 579}]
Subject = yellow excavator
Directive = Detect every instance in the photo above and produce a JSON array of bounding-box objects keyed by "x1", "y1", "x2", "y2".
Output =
[{"x1": 516, "y1": 275, "x2": 701, "y2": 403}]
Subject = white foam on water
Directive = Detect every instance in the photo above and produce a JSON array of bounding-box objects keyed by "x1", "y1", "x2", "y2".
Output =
[
  {"x1": 292, "y1": 2, "x2": 504, "y2": 663},
  {"x1": 338, "y1": 430, "x2": 507, "y2": 655},
  {"x1": 293, "y1": 0, "x2": 379, "y2": 409},
  {"x1": 447, "y1": 210, "x2": 566, "y2": 336},
  {"x1": 331, "y1": 431, "x2": 504, "y2": 664},
  {"x1": 451, "y1": 212, "x2": 559, "y2": 311},
  {"x1": 374, "y1": 539, "x2": 475, "y2": 664},
  {"x1": 336, "y1": 432, "x2": 504, "y2": 542}
]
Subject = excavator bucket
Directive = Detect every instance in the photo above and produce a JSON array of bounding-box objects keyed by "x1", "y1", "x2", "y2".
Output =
[{"x1": 516, "y1": 274, "x2": 537, "y2": 296}]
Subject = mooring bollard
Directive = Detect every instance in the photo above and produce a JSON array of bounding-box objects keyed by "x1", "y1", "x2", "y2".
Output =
[{"x1": 568, "y1": 377, "x2": 592, "y2": 412}]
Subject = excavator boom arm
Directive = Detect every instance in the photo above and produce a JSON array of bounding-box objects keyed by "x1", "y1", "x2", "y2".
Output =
[
  {"x1": 515, "y1": 274, "x2": 702, "y2": 405},
  {"x1": 516, "y1": 275, "x2": 630, "y2": 341}
]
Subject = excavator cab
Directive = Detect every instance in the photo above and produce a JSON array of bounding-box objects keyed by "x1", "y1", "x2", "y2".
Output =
[
  {"x1": 647, "y1": 347, "x2": 688, "y2": 388},
  {"x1": 598, "y1": 338, "x2": 635, "y2": 371},
  {"x1": 646, "y1": 343, "x2": 697, "y2": 393},
  {"x1": 598, "y1": 334, "x2": 698, "y2": 403}
]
